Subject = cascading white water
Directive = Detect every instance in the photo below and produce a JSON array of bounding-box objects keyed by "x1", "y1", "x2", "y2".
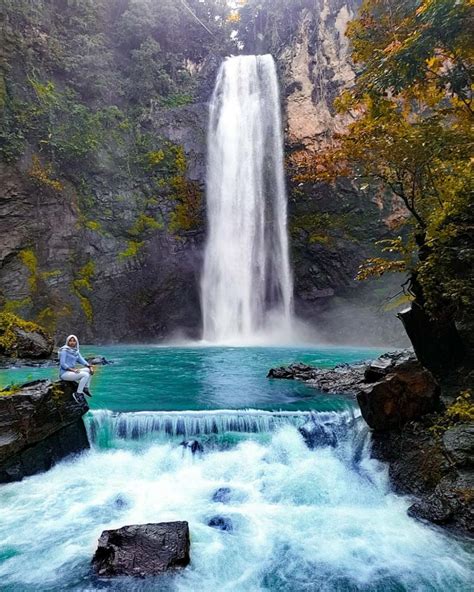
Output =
[
  {"x1": 85, "y1": 409, "x2": 356, "y2": 445},
  {"x1": 1, "y1": 417, "x2": 472, "y2": 590},
  {"x1": 201, "y1": 55, "x2": 294, "y2": 344}
]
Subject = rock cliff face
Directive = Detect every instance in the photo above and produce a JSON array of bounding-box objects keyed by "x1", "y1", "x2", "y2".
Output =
[
  {"x1": 0, "y1": 379, "x2": 89, "y2": 482},
  {"x1": 275, "y1": 1, "x2": 409, "y2": 346},
  {"x1": 280, "y1": 1, "x2": 358, "y2": 148},
  {"x1": 0, "y1": 1, "x2": 408, "y2": 345}
]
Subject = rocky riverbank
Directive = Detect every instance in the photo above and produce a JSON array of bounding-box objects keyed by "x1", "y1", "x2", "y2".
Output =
[
  {"x1": 269, "y1": 350, "x2": 474, "y2": 535},
  {"x1": 0, "y1": 379, "x2": 89, "y2": 483}
]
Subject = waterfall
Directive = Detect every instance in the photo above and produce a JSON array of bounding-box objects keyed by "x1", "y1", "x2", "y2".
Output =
[
  {"x1": 201, "y1": 55, "x2": 294, "y2": 344},
  {"x1": 85, "y1": 409, "x2": 359, "y2": 448}
]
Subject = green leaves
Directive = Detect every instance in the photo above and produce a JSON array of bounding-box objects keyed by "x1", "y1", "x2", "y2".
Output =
[{"x1": 313, "y1": 0, "x2": 473, "y2": 322}]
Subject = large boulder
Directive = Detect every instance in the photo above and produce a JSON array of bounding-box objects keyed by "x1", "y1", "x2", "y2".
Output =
[
  {"x1": 0, "y1": 379, "x2": 89, "y2": 482},
  {"x1": 0, "y1": 313, "x2": 53, "y2": 359},
  {"x1": 92, "y1": 522, "x2": 190, "y2": 577},
  {"x1": 371, "y1": 417, "x2": 474, "y2": 534},
  {"x1": 357, "y1": 353, "x2": 441, "y2": 430}
]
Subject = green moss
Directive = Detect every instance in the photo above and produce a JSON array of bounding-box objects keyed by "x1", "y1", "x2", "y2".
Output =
[
  {"x1": 41, "y1": 270, "x2": 61, "y2": 281},
  {"x1": 168, "y1": 180, "x2": 202, "y2": 233},
  {"x1": 0, "y1": 312, "x2": 49, "y2": 356},
  {"x1": 128, "y1": 213, "x2": 163, "y2": 237},
  {"x1": 147, "y1": 150, "x2": 165, "y2": 166},
  {"x1": 84, "y1": 220, "x2": 103, "y2": 232},
  {"x1": 290, "y1": 212, "x2": 361, "y2": 245},
  {"x1": 0, "y1": 384, "x2": 21, "y2": 397},
  {"x1": 160, "y1": 93, "x2": 193, "y2": 109},
  {"x1": 19, "y1": 249, "x2": 39, "y2": 292},
  {"x1": 51, "y1": 382, "x2": 65, "y2": 401},
  {"x1": 36, "y1": 307, "x2": 57, "y2": 333},
  {"x1": 29, "y1": 155, "x2": 64, "y2": 191},
  {"x1": 71, "y1": 260, "x2": 95, "y2": 323},
  {"x1": 2, "y1": 297, "x2": 33, "y2": 314},
  {"x1": 119, "y1": 240, "x2": 145, "y2": 259},
  {"x1": 429, "y1": 391, "x2": 474, "y2": 437},
  {"x1": 0, "y1": 73, "x2": 6, "y2": 112}
]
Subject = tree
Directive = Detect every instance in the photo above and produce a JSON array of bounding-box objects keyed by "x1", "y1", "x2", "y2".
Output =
[{"x1": 297, "y1": 0, "x2": 473, "y2": 373}]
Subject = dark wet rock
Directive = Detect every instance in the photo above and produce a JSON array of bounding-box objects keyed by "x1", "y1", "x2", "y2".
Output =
[
  {"x1": 363, "y1": 350, "x2": 417, "y2": 383},
  {"x1": 408, "y1": 471, "x2": 474, "y2": 533},
  {"x1": 408, "y1": 492, "x2": 454, "y2": 525},
  {"x1": 91, "y1": 522, "x2": 190, "y2": 577},
  {"x1": 298, "y1": 412, "x2": 338, "y2": 449},
  {"x1": 0, "y1": 356, "x2": 56, "y2": 369},
  {"x1": 212, "y1": 487, "x2": 232, "y2": 504},
  {"x1": 371, "y1": 417, "x2": 474, "y2": 534},
  {"x1": 398, "y1": 303, "x2": 465, "y2": 376},
  {"x1": 113, "y1": 495, "x2": 131, "y2": 510},
  {"x1": 267, "y1": 351, "x2": 420, "y2": 397},
  {"x1": 371, "y1": 421, "x2": 450, "y2": 496},
  {"x1": 0, "y1": 379, "x2": 89, "y2": 483},
  {"x1": 267, "y1": 363, "x2": 316, "y2": 380},
  {"x1": 443, "y1": 424, "x2": 474, "y2": 468},
  {"x1": 268, "y1": 361, "x2": 367, "y2": 394},
  {"x1": 180, "y1": 439, "x2": 203, "y2": 454},
  {"x1": 357, "y1": 354, "x2": 440, "y2": 430},
  {"x1": 87, "y1": 356, "x2": 113, "y2": 365},
  {"x1": 207, "y1": 516, "x2": 233, "y2": 532}
]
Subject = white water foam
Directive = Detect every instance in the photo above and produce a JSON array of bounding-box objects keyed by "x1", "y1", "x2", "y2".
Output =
[
  {"x1": 0, "y1": 419, "x2": 472, "y2": 591},
  {"x1": 201, "y1": 55, "x2": 294, "y2": 345}
]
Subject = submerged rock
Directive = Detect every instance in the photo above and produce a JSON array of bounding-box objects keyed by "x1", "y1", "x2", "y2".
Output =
[
  {"x1": 91, "y1": 522, "x2": 190, "y2": 577},
  {"x1": 180, "y1": 439, "x2": 203, "y2": 454},
  {"x1": 212, "y1": 487, "x2": 232, "y2": 503},
  {"x1": 0, "y1": 379, "x2": 89, "y2": 483},
  {"x1": 207, "y1": 516, "x2": 233, "y2": 532},
  {"x1": 357, "y1": 353, "x2": 441, "y2": 430},
  {"x1": 87, "y1": 356, "x2": 113, "y2": 365},
  {"x1": 298, "y1": 412, "x2": 338, "y2": 449}
]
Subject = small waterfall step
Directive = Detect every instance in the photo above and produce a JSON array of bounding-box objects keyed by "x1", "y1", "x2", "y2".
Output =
[{"x1": 86, "y1": 409, "x2": 358, "y2": 443}]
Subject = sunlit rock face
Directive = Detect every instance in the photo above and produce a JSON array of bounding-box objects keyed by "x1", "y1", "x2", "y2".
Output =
[
  {"x1": 274, "y1": 0, "x2": 410, "y2": 347},
  {"x1": 281, "y1": 1, "x2": 357, "y2": 148}
]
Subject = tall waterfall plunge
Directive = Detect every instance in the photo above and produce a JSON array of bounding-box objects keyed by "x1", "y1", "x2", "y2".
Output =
[{"x1": 201, "y1": 55, "x2": 294, "y2": 344}]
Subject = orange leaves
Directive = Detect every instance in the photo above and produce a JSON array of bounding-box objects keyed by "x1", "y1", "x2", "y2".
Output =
[{"x1": 288, "y1": 145, "x2": 350, "y2": 185}]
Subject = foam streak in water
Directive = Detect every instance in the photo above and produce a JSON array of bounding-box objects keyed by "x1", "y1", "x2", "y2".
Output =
[{"x1": 201, "y1": 55, "x2": 293, "y2": 344}]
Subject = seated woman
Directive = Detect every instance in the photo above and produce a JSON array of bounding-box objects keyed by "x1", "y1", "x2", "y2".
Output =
[{"x1": 59, "y1": 334, "x2": 94, "y2": 403}]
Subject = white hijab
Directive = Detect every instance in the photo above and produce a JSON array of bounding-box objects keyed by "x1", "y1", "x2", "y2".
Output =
[{"x1": 59, "y1": 334, "x2": 80, "y2": 354}]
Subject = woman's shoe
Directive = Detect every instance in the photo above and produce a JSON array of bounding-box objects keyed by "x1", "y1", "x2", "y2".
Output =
[
  {"x1": 72, "y1": 392, "x2": 82, "y2": 404},
  {"x1": 83, "y1": 388, "x2": 93, "y2": 398}
]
